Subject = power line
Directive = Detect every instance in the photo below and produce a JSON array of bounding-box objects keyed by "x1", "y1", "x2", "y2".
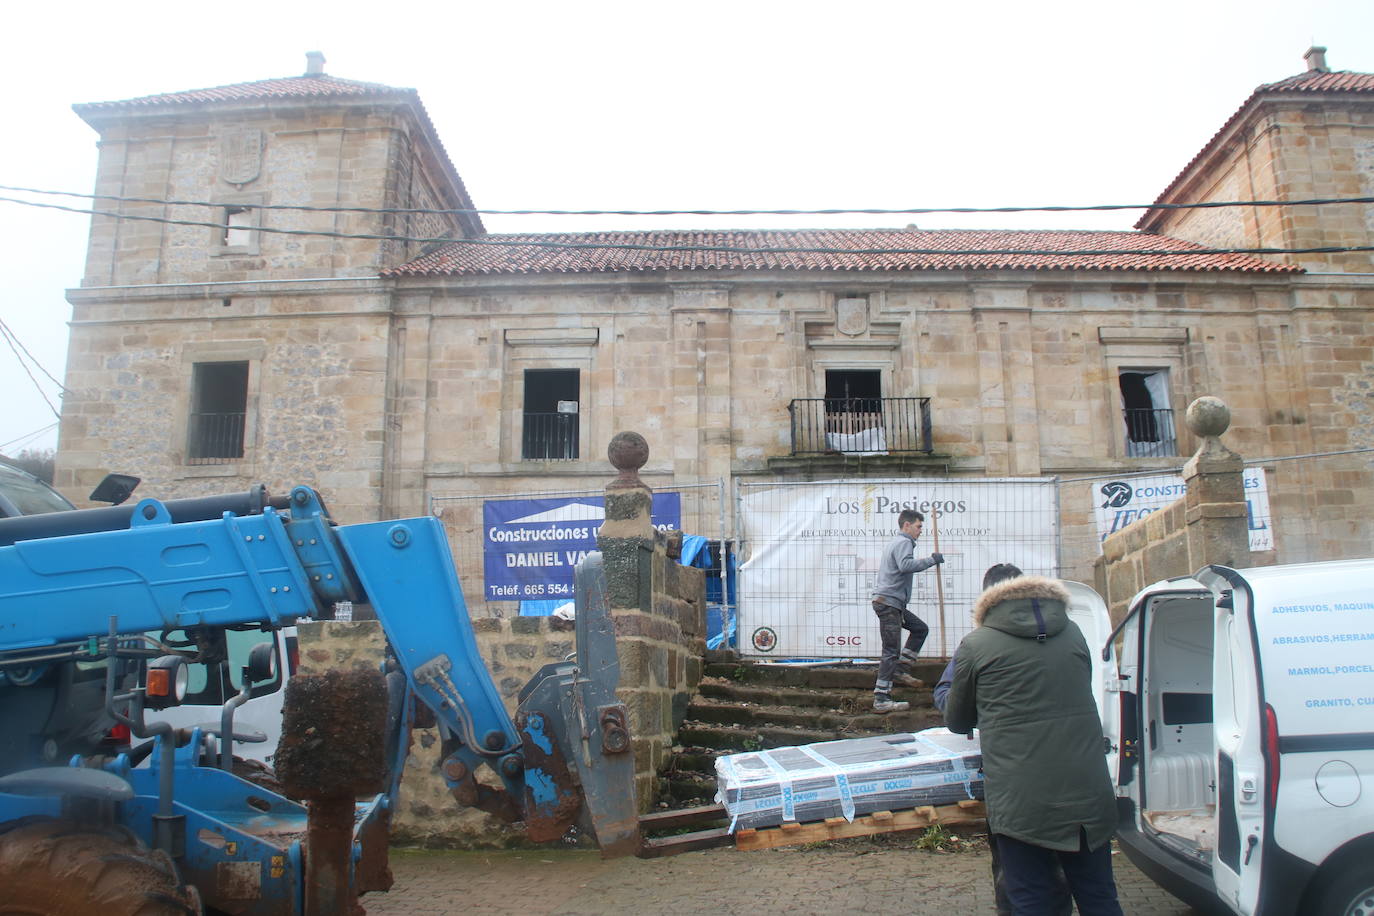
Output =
[
  {"x1": 0, "y1": 317, "x2": 69, "y2": 394},
  {"x1": 2, "y1": 181, "x2": 1373, "y2": 218},
  {"x1": 0, "y1": 322, "x2": 60, "y2": 420},
  {"x1": 3, "y1": 194, "x2": 1374, "y2": 258},
  {"x1": 0, "y1": 423, "x2": 59, "y2": 453}
]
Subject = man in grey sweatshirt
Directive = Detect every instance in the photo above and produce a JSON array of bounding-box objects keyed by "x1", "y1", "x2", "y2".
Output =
[{"x1": 870, "y1": 508, "x2": 943, "y2": 712}]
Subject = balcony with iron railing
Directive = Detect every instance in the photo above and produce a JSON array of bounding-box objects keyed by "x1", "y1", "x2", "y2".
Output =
[
  {"x1": 1122, "y1": 407, "x2": 1177, "y2": 457},
  {"x1": 788, "y1": 397, "x2": 934, "y2": 456},
  {"x1": 522, "y1": 411, "x2": 580, "y2": 460},
  {"x1": 187, "y1": 411, "x2": 246, "y2": 464}
]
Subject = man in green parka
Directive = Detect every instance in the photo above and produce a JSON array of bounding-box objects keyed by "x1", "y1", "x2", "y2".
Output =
[{"x1": 944, "y1": 567, "x2": 1123, "y2": 915}]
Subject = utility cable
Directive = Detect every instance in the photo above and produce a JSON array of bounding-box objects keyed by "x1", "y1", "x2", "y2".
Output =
[
  {"x1": 2, "y1": 182, "x2": 1372, "y2": 218},
  {"x1": 0, "y1": 323, "x2": 60, "y2": 420},
  {"x1": 0, "y1": 317, "x2": 70, "y2": 394},
  {"x1": 2, "y1": 194, "x2": 1373, "y2": 257},
  {"x1": 0, "y1": 422, "x2": 58, "y2": 453}
]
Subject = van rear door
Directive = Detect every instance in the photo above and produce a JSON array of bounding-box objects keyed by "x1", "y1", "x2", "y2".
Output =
[
  {"x1": 1196, "y1": 566, "x2": 1267, "y2": 916},
  {"x1": 1063, "y1": 581, "x2": 1118, "y2": 780}
]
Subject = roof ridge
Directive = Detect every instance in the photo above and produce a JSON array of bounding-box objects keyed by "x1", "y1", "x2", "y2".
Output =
[
  {"x1": 74, "y1": 72, "x2": 412, "y2": 111},
  {"x1": 1137, "y1": 65, "x2": 1374, "y2": 225},
  {"x1": 480, "y1": 227, "x2": 1171, "y2": 239},
  {"x1": 382, "y1": 227, "x2": 1299, "y2": 278}
]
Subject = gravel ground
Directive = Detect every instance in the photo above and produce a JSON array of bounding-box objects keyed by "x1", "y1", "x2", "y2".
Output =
[{"x1": 361, "y1": 839, "x2": 1203, "y2": 915}]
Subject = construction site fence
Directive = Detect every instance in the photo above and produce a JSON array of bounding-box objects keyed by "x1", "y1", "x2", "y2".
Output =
[
  {"x1": 423, "y1": 446, "x2": 1369, "y2": 659},
  {"x1": 429, "y1": 481, "x2": 730, "y2": 620}
]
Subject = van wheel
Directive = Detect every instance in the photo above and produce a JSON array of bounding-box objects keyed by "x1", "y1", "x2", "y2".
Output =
[
  {"x1": 1310, "y1": 861, "x2": 1374, "y2": 916},
  {"x1": 0, "y1": 817, "x2": 202, "y2": 914}
]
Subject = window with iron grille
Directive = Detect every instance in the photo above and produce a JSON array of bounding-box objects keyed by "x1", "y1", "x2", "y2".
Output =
[
  {"x1": 187, "y1": 361, "x2": 248, "y2": 463},
  {"x1": 522, "y1": 369, "x2": 579, "y2": 460}
]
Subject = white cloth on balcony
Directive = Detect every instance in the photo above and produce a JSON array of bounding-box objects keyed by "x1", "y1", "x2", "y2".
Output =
[{"x1": 825, "y1": 426, "x2": 888, "y2": 455}]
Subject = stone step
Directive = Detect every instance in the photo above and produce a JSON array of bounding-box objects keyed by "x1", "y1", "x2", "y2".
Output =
[
  {"x1": 662, "y1": 773, "x2": 717, "y2": 804},
  {"x1": 678, "y1": 707, "x2": 944, "y2": 752},
  {"x1": 703, "y1": 660, "x2": 947, "y2": 691},
  {"x1": 695, "y1": 678, "x2": 931, "y2": 711},
  {"x1": 686, "y1": 695, "x2": 941, "y2": 733},
  {"x1": 659, "y1": 655, "x2": 954, "y2": 810}
]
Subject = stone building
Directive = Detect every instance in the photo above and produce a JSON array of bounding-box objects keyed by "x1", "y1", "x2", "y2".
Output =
[{"x1": 55, "y1": 48, "x2": 1374, "y2": 595}]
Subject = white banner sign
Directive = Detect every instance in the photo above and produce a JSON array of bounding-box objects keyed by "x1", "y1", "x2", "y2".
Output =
[
  {"x1": 738, "y1": 480, "x2": 1058, "y2": 659},
  {"x1": 1092, "y1": 467, "x2": 1273, "y2": 552}
]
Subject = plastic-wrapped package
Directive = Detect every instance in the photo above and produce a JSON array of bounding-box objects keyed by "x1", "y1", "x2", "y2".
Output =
[{"x1": 714, "y1": 727, "x2": 983, "y2": 832}]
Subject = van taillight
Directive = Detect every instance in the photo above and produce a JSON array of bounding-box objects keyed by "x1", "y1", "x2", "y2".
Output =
[
  {"x1": 1262, "y1": 703, "x2": 1280, "y2": 808},
  {"x1": 286, "y1": 637, "x2": 299, "y2": 675}
]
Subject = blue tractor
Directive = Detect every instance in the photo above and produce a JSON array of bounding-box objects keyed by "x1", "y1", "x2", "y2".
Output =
[{"x1": 0, "y1": 485, "x2": 637, "y2": 914}]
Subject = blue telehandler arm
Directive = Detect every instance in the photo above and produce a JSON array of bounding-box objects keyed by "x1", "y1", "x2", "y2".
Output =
[{"x1": 0, "y1": 485, "x2": 637, "y2": 915}]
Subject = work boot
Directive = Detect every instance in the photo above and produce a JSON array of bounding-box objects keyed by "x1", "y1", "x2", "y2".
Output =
[
  {"x1": 873, "y1": 694, "x2": 909, "y2": 714},
  {"x1": 894, "y1": 670, "x2": 925, "y2": 689}
]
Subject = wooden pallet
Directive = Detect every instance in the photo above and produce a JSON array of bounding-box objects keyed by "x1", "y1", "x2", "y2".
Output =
[
  {"x1": 733, "y1": 799, "x2": 986, "y2": 851},
  {"x1": 637, "y1": 804, "x2": 733, "y2": 858}
]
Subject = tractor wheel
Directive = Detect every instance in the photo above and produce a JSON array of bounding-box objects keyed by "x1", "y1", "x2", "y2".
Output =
[{"x1": 0, "y1": 817, "x2": 201, "y2": 915}]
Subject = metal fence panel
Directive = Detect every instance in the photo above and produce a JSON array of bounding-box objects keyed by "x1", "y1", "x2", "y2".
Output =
[
  {"x1": 1054, "y1": 450, "x2": 1374, "y2": 585},
  {"x1": 735, "y1": 478, "x2": 1059, "y2": 660},
  {"x1": 430, "y1": 481, "x2": 728, "y2": 619}
]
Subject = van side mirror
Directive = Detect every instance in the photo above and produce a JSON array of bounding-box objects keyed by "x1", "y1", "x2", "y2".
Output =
[{"x1": 89, "y1": 474, "x2": 141, "y2": 506}]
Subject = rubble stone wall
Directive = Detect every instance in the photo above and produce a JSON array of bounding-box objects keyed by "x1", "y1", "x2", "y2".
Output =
[{"x1": 294, "y1": 590, "x2": 702, "y2": 848}]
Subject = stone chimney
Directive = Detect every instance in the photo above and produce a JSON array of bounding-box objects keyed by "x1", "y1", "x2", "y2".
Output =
[
  {"x1": 1304, "y1": 46, "x2": 1329, "y2": 73},
  {"x1": 305, "y1": 51, "x2": 327, "y2": 77}
]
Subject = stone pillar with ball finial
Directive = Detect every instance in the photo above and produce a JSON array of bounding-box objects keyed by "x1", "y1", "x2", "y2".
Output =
[
  {"x1": 593, "y1": 432, "x2": 706, "y2": 813},
  {"x1": 1181, "y1": 396, "x2": 1253, "y2": 570}
]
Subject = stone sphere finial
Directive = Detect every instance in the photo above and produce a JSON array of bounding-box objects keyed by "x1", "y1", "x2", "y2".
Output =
[
  {"x1": 1186, "y1": 396, "x2": 1231, "y2": 439},
  {"x1": 607, "y1": 431, "x2": 649, "y2": 490}
]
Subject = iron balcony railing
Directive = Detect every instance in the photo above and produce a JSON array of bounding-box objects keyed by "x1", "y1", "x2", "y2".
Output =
[
  {"x1": 522, "y1": 411, "x2": 579, "y2": 460},
  {"x1": 789, "y1": 397, "x2": 933, "y2": 456},
  {"x1": 187, "y1": 411, "x2": 246, "y2": 464},
  {"x1": 1123, "y1": 407, "x2": 1177, "y2": 457}
]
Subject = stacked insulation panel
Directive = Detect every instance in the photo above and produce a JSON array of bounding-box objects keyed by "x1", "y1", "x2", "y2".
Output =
[{"x1": 715, "y1": 728, "x2": 983, "y2": 831}]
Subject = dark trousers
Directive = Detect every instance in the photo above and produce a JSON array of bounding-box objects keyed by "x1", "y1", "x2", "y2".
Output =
[
  {"x1": 872, "y1": 601, "x2": 927, "y2": 692},
  {"x1": 990, "y1": 833, "x2": 1072, "y2": 916},
  {"x1": 996, "y1": 831, "x2": 1124, "y2": 916}
]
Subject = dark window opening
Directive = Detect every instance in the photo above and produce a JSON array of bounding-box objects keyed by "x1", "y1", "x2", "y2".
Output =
[
  {"x1": 824, "y1": 369, "x2": 882, "y2": 433},
  {"x1": 825, "y1": 369, "x2": 881, "y2": 410},
  {"x1": 188, "y1": 361, "x2": 248, "y2": 463},
  {"x1": 523, "y1": 369, "x2": 579, "y2": 460},
  {"x1": 1120, "y1": 370, "x2": 1176, "y2": 457}
]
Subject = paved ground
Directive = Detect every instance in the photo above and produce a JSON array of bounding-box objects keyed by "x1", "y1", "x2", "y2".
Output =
[{"x1": 362, "y1": 840, "x2": 1202, "y2": 915}]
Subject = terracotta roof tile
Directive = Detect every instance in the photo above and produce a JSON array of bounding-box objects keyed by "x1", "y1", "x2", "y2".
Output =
[
  {"x1": 1138, "y1": 68, "x2": 1374, "y2": 227},
  {"x1": 384, "y1": 229, "x2": 1297, "y2": 277}
]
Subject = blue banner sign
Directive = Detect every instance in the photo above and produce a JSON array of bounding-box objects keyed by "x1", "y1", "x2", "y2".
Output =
[{"x1": 482, "y1": 493, "x2": 682, "y2": 601}]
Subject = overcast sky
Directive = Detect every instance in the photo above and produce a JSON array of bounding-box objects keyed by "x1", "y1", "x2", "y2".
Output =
[{"x1": 1, "y1": 0, "x2": 1371, "y2": 457}]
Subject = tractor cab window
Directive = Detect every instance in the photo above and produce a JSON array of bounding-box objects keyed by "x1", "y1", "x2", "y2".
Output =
[{"x1": 152, "y1": 626, "x2": 285, "y2": 703}]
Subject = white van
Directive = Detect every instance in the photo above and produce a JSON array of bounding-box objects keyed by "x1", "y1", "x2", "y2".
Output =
[{"x1": 1066, "y1": 562, "x2": 1374, "y2": 916}]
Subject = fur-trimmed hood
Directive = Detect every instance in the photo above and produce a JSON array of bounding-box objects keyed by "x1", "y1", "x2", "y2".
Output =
[{"x1": 972, "y1": 575, "x2": 1072, "y2": 636}]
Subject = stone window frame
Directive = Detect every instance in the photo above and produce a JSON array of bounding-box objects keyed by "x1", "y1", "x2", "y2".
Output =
[
  {"x1": 175, "y1": 340, "x2": 267, "y2": 477},
  {"x1": 502, "y1": 328, "x2": 599, "y2": 469},
  {"x1": 211, "y1": 191, "x2": 266, "y2": 257},
  {"x1": 1098, "y1": 327, "x2": 1189, "y2": 460}
]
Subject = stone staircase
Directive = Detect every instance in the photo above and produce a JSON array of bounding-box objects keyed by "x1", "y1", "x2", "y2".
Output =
[{"x1": 658, "y1": 652, "x2": 950, "y2": 808}]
